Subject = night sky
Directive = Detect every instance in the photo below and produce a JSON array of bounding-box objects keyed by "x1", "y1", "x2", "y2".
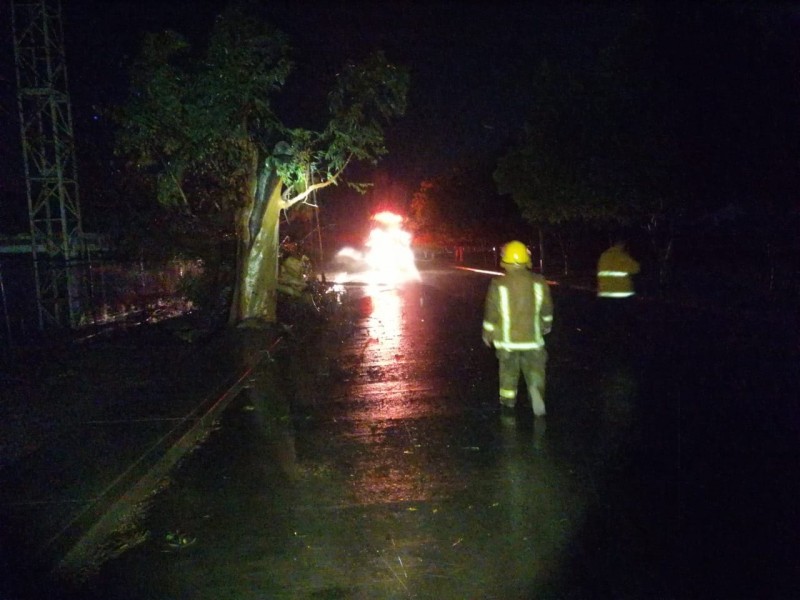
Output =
[{"x1": 2, "y1": 1, "x2": 799, "y2": 235}]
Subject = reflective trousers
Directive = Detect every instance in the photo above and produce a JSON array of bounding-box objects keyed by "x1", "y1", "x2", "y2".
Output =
[{"x1": 496, "y1": 347, "x2": 547, "y2": 416}]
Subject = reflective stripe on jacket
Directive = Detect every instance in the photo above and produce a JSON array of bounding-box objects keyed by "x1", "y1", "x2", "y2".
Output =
[
  {"x1": 597, "y1": 245, "x2": 640, "y2": 298},
  {"x1": 483, "y1": 268, "x2": 553, "y2": 351}
]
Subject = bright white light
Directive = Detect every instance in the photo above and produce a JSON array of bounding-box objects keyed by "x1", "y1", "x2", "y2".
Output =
[{"x1": 332, "y1": 212, "x2": 419, "y2": 287}]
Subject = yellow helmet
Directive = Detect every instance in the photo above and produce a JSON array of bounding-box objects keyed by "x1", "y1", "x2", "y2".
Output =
[{"x1": 501, "y1": 240, "x2": 531, "y2": 266}]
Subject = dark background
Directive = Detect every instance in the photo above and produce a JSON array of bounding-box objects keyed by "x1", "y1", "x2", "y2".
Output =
[{"x1": 2, "y1": 2, "x2": 800, "y2": 269}]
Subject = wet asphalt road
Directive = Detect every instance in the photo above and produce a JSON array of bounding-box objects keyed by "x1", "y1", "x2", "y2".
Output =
[{"x1": 78, "y1": 268, "x2": 799, "y2": 599}]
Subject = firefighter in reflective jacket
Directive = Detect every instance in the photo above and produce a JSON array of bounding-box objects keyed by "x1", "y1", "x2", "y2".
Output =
[
  {"x1": 597, "y1": 241, "x2": 640, "y2": 298},
  {"x1": 482, "y1": 241, "x2": 553, "y2": 417}
]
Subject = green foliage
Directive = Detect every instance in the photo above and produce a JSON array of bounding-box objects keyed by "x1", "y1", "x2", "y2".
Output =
[
  {"x1": 493, "y1": 59, "x2": 626, "y2": 229},
  {"x1": 495, "y1": 4, "x2": 800, "y2": 286},
  {"x1": 272, "y1": 51, "x2": 407, "y2": 206},
  {"x1": 494, "y1": 135, "x2": 611, "y2": 226},
  {"x1": 114, "y1": 3, "x2": 408, "y2": 221},
  {"x1": 271, "y1": 51, "x2": 409, "y2": 201},
  {"x1": 113, "y1": 2, "x2": 293, "y2": 218},
  {"x1": 112, "y1": 1, "x2": 408, "y2": 322},
  {"x1": 325, "y1": 51, "x2": 408, "y2": 165}
]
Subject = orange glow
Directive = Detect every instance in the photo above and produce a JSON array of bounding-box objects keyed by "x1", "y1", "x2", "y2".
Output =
[{"x1": 372, "y1": 210, "x2": 404, "y2": 226}]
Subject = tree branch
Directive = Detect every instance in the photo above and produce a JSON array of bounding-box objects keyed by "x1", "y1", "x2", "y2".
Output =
[
  {"x1": 162, "y1": 160, "x2": 192, "y2": 213},
  {"x1": 280, "y1": 154, "x2": 353, "y2": 210}
]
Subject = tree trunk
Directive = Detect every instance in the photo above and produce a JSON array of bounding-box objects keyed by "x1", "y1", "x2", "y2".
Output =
[
  {"x1": 538, "y1": 227, "x2": 545, "y2": 273},
  {"x1": 229, "y1": 171, "x2": 284, "y2": 324},
  {"x1": 556, "y1": 230, "x2": 569, "y2": 276},
  {"x1": 644, "y1": 213, "x2": 675, "y2": 296}
]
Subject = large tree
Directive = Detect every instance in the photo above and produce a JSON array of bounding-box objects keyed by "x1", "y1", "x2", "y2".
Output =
[
  {"x1": 497, "y1": 5, "x2": 800, "y2": 291},
  {"x1": 114, "y1": 2, "x2": 407, "y2": 324},
  {"x1": 493, "y1": 8, "x2": 701, "y2": 282},
  {"x1": 408, "y1": 168, "x2": 478, "y2": 246},
  {"x1": 493, "y1": 58, "x2": 625, "y2": 273}
]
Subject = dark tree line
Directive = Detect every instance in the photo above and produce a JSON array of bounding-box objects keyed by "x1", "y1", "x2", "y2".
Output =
[{"x1": 494, "y1": 4, "x2": 800, "y2": 298}]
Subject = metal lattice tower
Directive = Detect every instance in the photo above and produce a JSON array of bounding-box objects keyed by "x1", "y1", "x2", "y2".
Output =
[{"x1": 11, "y1": 0, "x2": 84, "y2": 328}]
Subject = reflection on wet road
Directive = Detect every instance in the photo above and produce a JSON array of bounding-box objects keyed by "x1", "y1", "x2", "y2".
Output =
[
  {"x1": 83, "y1": 269, "x2": 800, "y2": 599},
  {"x1": 285, "y1": 276, "x2": 587, "y2": 598}
]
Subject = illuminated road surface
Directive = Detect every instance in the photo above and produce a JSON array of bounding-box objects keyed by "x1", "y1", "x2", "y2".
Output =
[{"x1": 81, "y1": 268, "x2": 799, "y2": 599}]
